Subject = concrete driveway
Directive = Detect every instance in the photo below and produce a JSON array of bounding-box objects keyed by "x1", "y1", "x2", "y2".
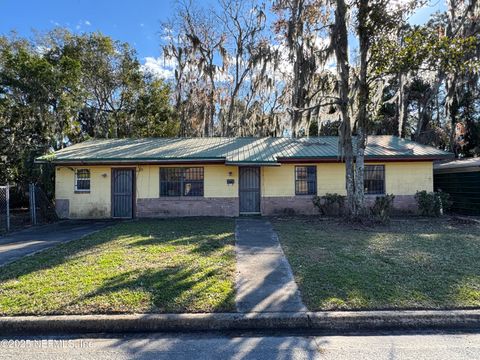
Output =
[{"x1": 0, "y1": 220, "x2": 116, "y2": 267}]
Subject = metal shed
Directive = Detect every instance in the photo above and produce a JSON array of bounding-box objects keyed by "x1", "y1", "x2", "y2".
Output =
[{"x1": 434, "y1": 158, "x2": 480, "y2": 215}]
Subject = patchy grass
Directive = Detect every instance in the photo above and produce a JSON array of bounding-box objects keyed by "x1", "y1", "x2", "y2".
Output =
[
  {"x1": 0, "y1": 218, "x2": 236, "y2": 315},
  {"x1": 272, "y1": 217, "x2": 480, "y2": 311}
]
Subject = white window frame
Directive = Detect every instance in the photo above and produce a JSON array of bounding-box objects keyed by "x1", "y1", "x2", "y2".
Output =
[{"x1": 75, "y1": 169, "x2": 91, "y2": 193}]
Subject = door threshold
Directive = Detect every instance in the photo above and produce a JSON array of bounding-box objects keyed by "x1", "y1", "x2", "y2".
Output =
[{"x1": 239, "y1": 212, "x2": 261, "y2": 216}]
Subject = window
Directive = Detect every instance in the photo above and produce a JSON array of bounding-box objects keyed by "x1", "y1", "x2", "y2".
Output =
[
  {"x1": 160, "y1": 167, "x2": 204, "y2": 197},
  {"x1": 295, "y1": 166, "x2": 317, "y2": 195},
  {"x1": 364, "y1": 165, "x2": 385, "y2": 195},
  {"x1": 75, "y1": 169, "x2": 90, "y2": 192}
]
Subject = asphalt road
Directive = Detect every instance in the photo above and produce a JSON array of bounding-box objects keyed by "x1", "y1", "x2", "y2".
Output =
[{"x1": 1, "y1": 331, "x2": 479, "y2": 359}]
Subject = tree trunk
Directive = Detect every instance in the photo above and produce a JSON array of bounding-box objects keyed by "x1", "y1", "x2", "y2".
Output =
[
  {"x1": 353, "y1": 0, "x2": 369, "y2": 216},
  {"x1": 334, "y1": 0, "x2": 355, "y2": 215},
  {"x1": 354, "y1": 128, "x2": 366, "y2": 215},
  {"x1": 207, "y1": 81, "x2": 215, "y2": 137},
  {"x1": 445, "y1": 0, "x2": 459, "y2": 155},
  {"x1": 397, "y1": 72, "x2": 409, "y2": 138},
  {"x1": 291, "y1": 44, "x2": 306, "y2": 138}
]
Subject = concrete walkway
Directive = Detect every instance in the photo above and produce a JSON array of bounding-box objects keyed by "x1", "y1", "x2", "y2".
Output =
[
  {"x1": 0, "y1": 220, "x2": 115, "y2": 266},
  {"x1": 235, "y1": 218, "x2": 306, "y2": 313}
]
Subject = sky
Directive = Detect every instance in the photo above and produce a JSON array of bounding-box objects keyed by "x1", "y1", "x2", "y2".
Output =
[
  {"x1": 0, "y1": 0, "x2": 177, "y2": 59},
  {"x1": 0, "y1": 0, "x2": 446, "y2": 72}
]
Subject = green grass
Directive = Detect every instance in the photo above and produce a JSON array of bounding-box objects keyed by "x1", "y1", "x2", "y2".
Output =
[
  {"x1": 272, "y1": 217, "x2": 480, "y2": 311},
  {"x1": 0, "y1": 218, "x2": 236, "y2": 315}
]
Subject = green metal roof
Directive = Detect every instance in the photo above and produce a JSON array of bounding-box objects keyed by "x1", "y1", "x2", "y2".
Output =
[{"x1": 37, "y1": 136, "x2": 453, "y2": 164}]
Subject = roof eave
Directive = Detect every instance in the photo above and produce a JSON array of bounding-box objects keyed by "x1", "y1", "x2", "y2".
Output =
[
  {"x1": 278, "y1": 154, "x2": 454, "y2": 163},
  {"x1": 366, "y1": 154, "x2": 454, "y2": 161},
  {"x1": 41, "y1": 158, "x2": 226, "y2": 166},
  {"x1": 225, "y1": 161, "x2": 280, "y2": 166}
]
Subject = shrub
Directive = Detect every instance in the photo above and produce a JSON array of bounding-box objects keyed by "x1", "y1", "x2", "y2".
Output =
[
  {"x1": 371, "y1": 194, "x2": 395, "y2": 223},
  {"x1": 313, "y1": 193, "x2": 346, "y2": 216},
  {"x1": 415, "y1": 190, "x2": 452, "y2": 216}
]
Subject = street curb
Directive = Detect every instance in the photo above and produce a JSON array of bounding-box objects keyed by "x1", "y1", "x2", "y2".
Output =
[{"x1": 0, "y1": 310, "x2": 479, "y2": 335}]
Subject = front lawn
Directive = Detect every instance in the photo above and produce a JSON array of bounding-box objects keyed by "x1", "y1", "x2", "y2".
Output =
[
  {"x1": 272, "y1": 217, "x2": 480, "y2": 311},
  {"x1": 0, "y1": 218, "x2": 236, "y2": 315}
]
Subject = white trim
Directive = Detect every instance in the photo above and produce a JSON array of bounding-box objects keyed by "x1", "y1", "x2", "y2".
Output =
[{"x1": 74, "y1": 168, "x2": 91, "y2": 192}]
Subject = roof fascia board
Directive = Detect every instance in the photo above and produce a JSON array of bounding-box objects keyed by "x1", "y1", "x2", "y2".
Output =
[
  {"x1": 225, "y1": 161, "x2": 280, "y2": 166},
  {"x1": 434, "y1": 166, "x2": 480, "y2": 174},
  {"x1": 41, "y1": 159, "x2": 226, "y2": 166},
  {"x1": 278, "y1": 155, "x2": 453, "y2": 163}
]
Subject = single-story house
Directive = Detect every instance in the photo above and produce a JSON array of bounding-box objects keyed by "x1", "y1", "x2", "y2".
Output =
[
  {"x1": 36, "y1": 136, "x2": 452, "y2": 219},
  {"x1": 434, "y1": 158, "x2": 480, "y2": 215}
]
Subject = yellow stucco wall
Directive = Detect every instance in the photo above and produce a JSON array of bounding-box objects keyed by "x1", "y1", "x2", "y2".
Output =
[
  {"x1": 261, "y1": 162, "x2": 433, "y2": 197},
  {"x1": 383, "y1": 162, "x2": 433, "y2": 195},
  {"x1": 136, "y1": 165, "x2": 158, "y2": 198},
  {"x1": 55, "y1": 161, "x2": 433, "y2": 218},
  {"x1": 261, "y1": 165, "x2": 295, "y2": 196},
  {"x1": 204, "y1": 165, "x2": 238, "y2": 197},
  {"x1": 317, "y1": 164, "x2": 348, "y2": 195},
  {"x1": 55, "y1": 166, "x2": 111, "y2": 218},
  {"x1": 56, "y1": 164, "x2": 239, "y2": 218},
  {"x1": 262, "y1": 163, "x2": 347, "y2": 196},
  {"x1": 136, "y1": 164, "x2": 238, "y2": 198}
]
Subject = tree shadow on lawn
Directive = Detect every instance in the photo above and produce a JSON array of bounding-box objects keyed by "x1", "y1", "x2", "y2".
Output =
[
  {"x1": 0, "y1": 225, "x2": 128, "y2": 284},
  {"x1": 130, "y1": 232, "x2": 233, "y2": 257},
  {"x1": 55, "y1": 264, "x2": 236, "y2": 314},
  {"x1": 275, "y1": 217, "x2": 480, "y2": 311},
  {"x1": 0, "y1": 218, "x2": 235, "y2": 289}
]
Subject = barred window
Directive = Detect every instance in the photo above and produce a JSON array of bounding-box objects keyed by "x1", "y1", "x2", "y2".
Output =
[
  {"x1": 160, "y1": 167, "x2": 204, "y2": 197},
  {"x1": 364, "y1": 165, "x2": 385, "y2": 195},
  {"x1": 295, "y1": 166, "x2": 317, "y2": 195},
  {"x1": 75, "y1": 169, "x2": 90, "y2": 192}
]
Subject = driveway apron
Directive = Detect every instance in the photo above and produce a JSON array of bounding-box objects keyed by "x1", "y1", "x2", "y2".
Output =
[
  {"x1": 235, "y1": 218, "x2": 306, "y2": 313},
  {"x1": 0, "y1": 220, "x2": 115, "y2": 267}
]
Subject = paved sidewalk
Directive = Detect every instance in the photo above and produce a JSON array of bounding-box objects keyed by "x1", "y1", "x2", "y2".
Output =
[
  {"x1": 235, "y1": 218, "x2": 306, "y2": 313},
  {"x1": 0, "y1": 220, "x2": 115, "y2": 266}
]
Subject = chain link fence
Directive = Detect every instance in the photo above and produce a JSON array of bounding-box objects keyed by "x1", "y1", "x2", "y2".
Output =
[
  {"x1": 0, "y1": 183, "x2": 57, "y2": 234},
  {"x1": 29, "y1": 183, "x2": 58, "y2": 225},
  {"x1": 0, "y1": 186, "x2": 10, "y2": 233}
]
